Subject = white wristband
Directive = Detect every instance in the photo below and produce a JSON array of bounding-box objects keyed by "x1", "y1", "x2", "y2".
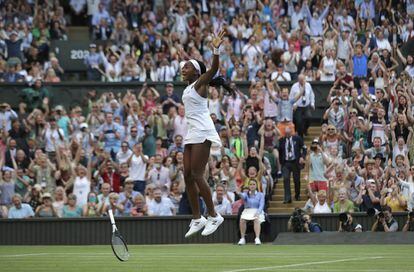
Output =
[{"x1": 213, "y1": 47, "x2": 220, "y2": 55}]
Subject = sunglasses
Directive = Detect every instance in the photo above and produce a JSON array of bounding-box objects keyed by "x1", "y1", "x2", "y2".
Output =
[
  {"x1": 328, "y1": 128, "x2": 335, "y2": 131},
  {"x1": 121, "y1": 145, "x2": 128, "y2": 148},
  {"x1": 350, "y1": 112, "x2": 356, "y2": 115}
]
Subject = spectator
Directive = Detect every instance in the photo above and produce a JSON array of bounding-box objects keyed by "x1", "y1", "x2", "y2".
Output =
[
  {"x1": 307, "y1": 187, "x2": 332, "y2": 214},
  {"x1": 127, "y1": 143, "x2": 148, "y2": 195},
  {"x1": 237, "y1": 179, "x2": 265, "y2": 245},
  {"x1": 8, "y1": 194, "x2": 34, "y2": 219},
  {"x1": 160, "y1": 83, "x2": 180, "y2": 114},
  {"x1": 62, "y1": 193, "x2": 82, "y2": 218},
  {"x1": 279, "y1": 127, "x2": 306, "y2": 203},
  {"x1": 83, "y1": 192, "x2": 100, "y2": 217},
  {"x1": 35, "y1": 193, "x2": 57, "y2": 217},
  {"x1": 333, "y1": 187, "x2": 355, "y2": 213},
  {"x1": 118, "y1": 178, "x2": 139, "y2": 216},
  {"x1": 371, "y1": 206, "x2": 398, "y2": 232},
  {"x1": 130, "y1": 193, "x2": 147, "y2": 217},
  {"x1": 52, "y1": 186, "x2": 66, "y2": 218},
  {"x1": 147, "y1": 187, "x2": 175, "y2": 216},
  {"x1": 213, "y1": 184, "x2": 232, "y2": 216},
  {"x1": 147, "y1": 154, "x2": 171, "y2": 195},
  {"x1": 289, "y1": 75, "x2": 315, "y2": 138},
  {"x1": 338, "y1": 212, "x2": 362, "y2": 232},
  {"x1": 402, "y1": 212, "x2": 414, "y2": 232},
  {"x1": 101, "y1": 192, "x2": 124, "y2": 216}
]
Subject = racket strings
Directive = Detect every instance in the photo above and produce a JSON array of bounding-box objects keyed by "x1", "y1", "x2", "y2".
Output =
[{"x1": 112, "y1": 235, "x2": 129, "y2": 260}]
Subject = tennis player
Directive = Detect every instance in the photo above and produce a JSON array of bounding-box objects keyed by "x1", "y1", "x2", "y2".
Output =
[{"x1": 180, "y1": 29, "x2": 228, "y2": 238}]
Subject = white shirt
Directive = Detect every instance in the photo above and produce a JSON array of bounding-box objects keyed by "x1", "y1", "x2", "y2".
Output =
[
  {"x1": 116, "y1": 149, "x2": 133, "y2": 164},
  {"x1": 128, "y1": 154, "x2": 147, "y2": 181},
  {"x1": 173, "y1": 115, "x2": 188, "y2": 139},
  {"x1": 213, "y1": 197, "x2": 232, "y2": 215},
  {"x1": 44, "y1": 127, "x2": 65, "y2": 152},
  {"x1": 157, "y1": 65, "x2": 176, "y2": 82},
  {"x1": 70, "y1": 0, "x2": 86, "y2": 13},
  {"x1": 263, "y1": 89, "x2": 278, "y2": 118},
  {"x1": 148, "y1": 198, "x2": 175, "y2": 216},
  {"x1": 313, "y1": 200, "x2": 332, "y2": 214},
  {"x1": 147, "y1": 166, "x2": 171, "y2": 191},
  {"x1": 289, "y1": 82, "x2": 315, "y2": 108},
  {"x1": 376, "y1": 38, "x2": 392, "y2": 52},
  {"x1": 271, "y1": 71, "x2": 291, "y2": 81},
  {"x1": 282, "y1": 51, "x2": 300, "y2": 73},
  {"x1": 0, "y1": 110, "x2": 17, "y2": 131},
  {"x1": 242, "y1": 44, "x2": 262, "y2": 66},
  {"x1": 73, "y1": 176, "x2": 90, "y2": 207}
]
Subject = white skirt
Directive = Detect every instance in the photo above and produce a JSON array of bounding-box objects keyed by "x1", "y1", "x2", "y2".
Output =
[
  {"x1": 241, "y1": 208, "x2": 265, "y2": 223},
  {"x1": 184, "y1": 128, "x2": 222, "y2": 149}
]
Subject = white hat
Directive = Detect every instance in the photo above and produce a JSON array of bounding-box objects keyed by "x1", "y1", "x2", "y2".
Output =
[{"x1": 80, "y1": 123, "x2": 88, "y2": 129}]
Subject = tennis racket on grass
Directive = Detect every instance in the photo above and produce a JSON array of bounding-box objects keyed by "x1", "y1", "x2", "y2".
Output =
[{"x1": 108, "y1": 209, "x2": 130, "y2": 262}]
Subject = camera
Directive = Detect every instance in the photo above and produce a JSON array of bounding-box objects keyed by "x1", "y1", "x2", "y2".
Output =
[
  {"x1": 290, "y1": 208, "x2": 306, "y2": 233},
  {"x1": 339, "y1": 212, "x2": 348, "y2": 223},
  {"x1": 367, "y1": 208, "x2": 383, "y2": 217}
]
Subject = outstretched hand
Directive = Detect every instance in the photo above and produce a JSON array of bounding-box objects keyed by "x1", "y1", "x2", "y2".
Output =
[{"x1": 211, "y1": 29, "x2": 226, "y2": 49}]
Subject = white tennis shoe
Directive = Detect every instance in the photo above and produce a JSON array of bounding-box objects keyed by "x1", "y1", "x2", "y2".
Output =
[
  {"x1": 238, "y1": 237, "x2": 246, "y2": 245},
  {"x1": 185, "y1": 216, "x2": 207, "y2": 238},
  {"x1": 201, "y1": 213, "x2": 224, "y2": 236},
  {"x1": 255, "y1": 237, "x2": 262, "y2": 245}
]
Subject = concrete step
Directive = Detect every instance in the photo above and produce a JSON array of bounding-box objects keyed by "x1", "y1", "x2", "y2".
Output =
[
  {"x1": 268, "y1": 207, "x2": 297, "y2": 214},
  {"x1": 67, "y1": 26, "x2": 90, "y2": 41}
]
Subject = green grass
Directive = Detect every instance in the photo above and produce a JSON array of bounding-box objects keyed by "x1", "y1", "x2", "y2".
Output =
[{"x1": 0, "y1": 244, "x2": 413, "y2": 272}]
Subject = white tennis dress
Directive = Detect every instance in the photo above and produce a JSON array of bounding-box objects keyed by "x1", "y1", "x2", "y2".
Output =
[{"x1": 182, "y1": 81, "x2": 222, "y2": 148}]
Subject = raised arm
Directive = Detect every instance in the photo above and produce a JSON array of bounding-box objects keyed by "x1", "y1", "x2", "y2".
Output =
[{"x1": 194, "y1": 29, "x2": 226, "y2": 96}]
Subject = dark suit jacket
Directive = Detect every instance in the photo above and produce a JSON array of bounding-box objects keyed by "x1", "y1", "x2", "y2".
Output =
[{"x1": 278, "y1": 135, "x2": 307, "y2": 165}]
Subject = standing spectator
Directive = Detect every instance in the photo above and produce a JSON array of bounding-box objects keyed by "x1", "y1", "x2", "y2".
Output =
[
  {"x1": 116, "y1": 142, "x2": 132, "y2": 164},
  {"x1": 5, "y1": 31, "x2": 23, "y2": 61},
  {"x1": 304, "y1": 139, "x2": 329, "y2": 193},
  {"x1": 147, "y1": 187, "x2": 175, "y2": 216},
  {"x1": 147, "y1": 154, "x2": 171, "y2": 195},
  {"x1": 289, "y1": 75, "x2": 315, "y2": 138},
  {"x1": 160, "y1": 83, "x2": 180, "y2": 114},
  {"x1": 157, "y1": 59, "x2": 176, "y2": 82},
  {"x1": 0, "y1": 102, "x2": 18, "y2": 131},
  {"x1": 8, "y1": 194, "x2": 34, "y2": 219},
  {"x1": 84, "y1": 44, "x2": 102, "y2": 81},
  {"x1": 279, "y1": 127, "x2": 306, "y2": 203},
  {"x1": 127, "y1": 143, "x2": 148, "y2": 195},
  {"x1": 99, "y1": 112, "x2": 122, "y2": 159},
  {"x1": 170, "y1": 105, "x2": 187, "y2": 139},
  {"x1": 282, "y1": 44, "x2": 300, "y2": 80}
]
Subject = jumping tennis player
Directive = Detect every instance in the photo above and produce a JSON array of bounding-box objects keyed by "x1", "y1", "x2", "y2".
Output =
[{"x1": 180, "y1": 29, "x2": 228, "y2": 238}]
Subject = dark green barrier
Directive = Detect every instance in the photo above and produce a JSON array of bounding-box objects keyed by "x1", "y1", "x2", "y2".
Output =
[{"x1": 0, "y1": 213, "x2": 409, "y2": 245}]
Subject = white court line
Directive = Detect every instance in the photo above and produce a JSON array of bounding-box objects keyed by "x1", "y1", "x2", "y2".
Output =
[
  {"x1": 223, "y1": 256, "x2": 384, "y2": 272},
  {"x1": 0, "y1": 253, "x2": 50, "y2": 258}
]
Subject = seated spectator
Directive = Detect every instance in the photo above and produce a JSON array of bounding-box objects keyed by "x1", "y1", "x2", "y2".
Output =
[
  {"x1": 130, "y1": 193, "x2": 147, "y2": 217},
  {"x1": 213, "y1": 184, "x2": 232, "y2": 216},
  {"x1": 8, "y1": 194, "x2": 34, "y2": 219},
  {"x1": 371, "y1": 206, "x2": 398, "y2": 232},
  {"x1": 24, "y1": 184, "x2": 42, "y2": 212},
  {"x1": 403, "y1": 212, "x2": 414, "y2": 232},
  {"x1": 237, "y1": 179, "x2": 265, "y2": 245},
  {"x1": 333, "y1": 187, "x2": 355, "y2": 213},
  {"x1": 62, "y1": 194, "x2": 82, "y2": 218},
  {"x1": 101, "y1": 192, "x2": 124, "y2": 216},
  {"x1": 83, "y1": 192, "x2": 100, "y2": 217},
  {"x1": 52, "y1": 186, "x2": 66, "y2": 218},
  {"x1": 355, "y1": 179, "x2": 381, "y2": 212},
  {"x1": 307, "y1": 187, "x2": 332, "y2": 214},
  {"x1": 147, "y1": 187, "x2": 175, "y2": 216},
  {"x1": 118, "y1": 178, "x2": 139, "y2": 216},
  {"x1": 35, "y1": 192, "x2": 57, "y2": 217},
  {"x1": 380, "y1": 184, "x2": 407, "y2": 212}
]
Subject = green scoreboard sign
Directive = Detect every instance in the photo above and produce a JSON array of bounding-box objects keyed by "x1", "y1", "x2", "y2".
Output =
[{"x1": 51, "y1": 40, "x2": 91, "y2": 72}]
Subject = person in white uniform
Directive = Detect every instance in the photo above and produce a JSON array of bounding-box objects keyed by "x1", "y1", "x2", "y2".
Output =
[{"x1": 180, "y1": 29, "x2": 228, "y2": 238}]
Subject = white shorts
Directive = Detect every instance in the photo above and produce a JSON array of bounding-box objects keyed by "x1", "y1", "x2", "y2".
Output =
[{"x1": 240, "y1": 208, "x2": 265, "y2": 223}]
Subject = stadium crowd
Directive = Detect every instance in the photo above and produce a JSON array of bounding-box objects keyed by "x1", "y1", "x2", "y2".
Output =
[{"x1": 0, "y1": 0, "x2": 414, "y2": 235}]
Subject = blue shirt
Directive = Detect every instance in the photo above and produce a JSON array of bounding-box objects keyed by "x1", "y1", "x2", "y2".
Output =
[
  {"x1": 241, "y1": 191, "x2": 265, "y2": 213},
  {"x1": 8, "y1": 203, "x2": 34, "y2": 219},
  {"x1": 353, "y1": 54, "x2": 368, "y2": 77},
  {"x1": 99, "y1": 122, "x2": 122, "y2": 153},
  {"x1": 118, "y1": 191, "x2": 139, "y2": 215}
]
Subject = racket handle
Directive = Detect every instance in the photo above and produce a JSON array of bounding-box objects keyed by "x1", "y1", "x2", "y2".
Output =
[{"x1": 108, "y1": 209, "x2": 116, "y2": 225}]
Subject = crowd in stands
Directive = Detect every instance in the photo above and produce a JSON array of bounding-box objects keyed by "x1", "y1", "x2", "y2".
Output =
[{"x1": 0, "y1": 0, "x2": 414, "y2": 235}]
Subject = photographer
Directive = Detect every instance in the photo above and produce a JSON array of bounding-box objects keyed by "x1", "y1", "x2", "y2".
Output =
[
  {"x1": 288, "y1": 209, "x2": 323, "y2": 233},
  {"x1": 371, "y1": 206, "x2": 398, "y2": 232},
  {"x1": 402, "y1": 211, "x2": 414, "y2": 232},
  {"x1": 338, "y1": 212, "x2": 362, "y2": 232}
]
